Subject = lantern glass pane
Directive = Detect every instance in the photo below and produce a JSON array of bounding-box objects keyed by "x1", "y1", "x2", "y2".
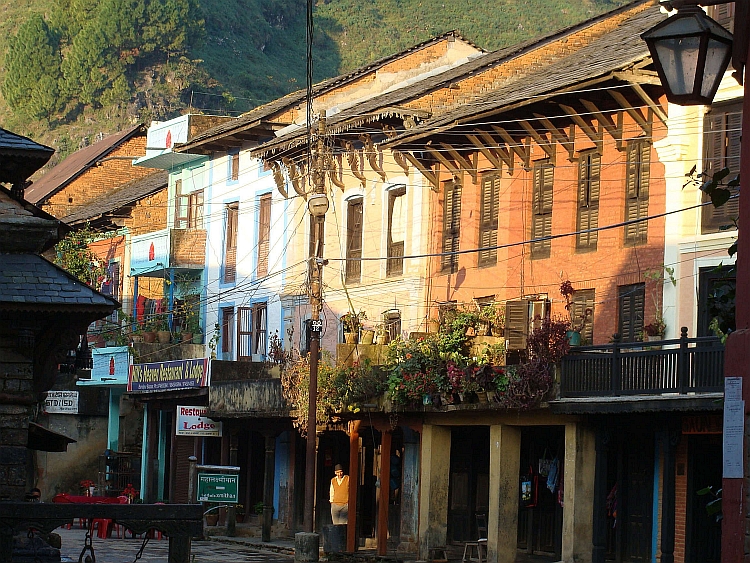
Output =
[
  {"x1": 654, "y1": 36, "x2": 700, "y2": 96},
  {"x1": 701, "y1": 38, "x2": 732, "y2": 98}
]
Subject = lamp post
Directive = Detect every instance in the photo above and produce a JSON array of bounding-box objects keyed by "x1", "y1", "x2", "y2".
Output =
[{"x1": 642, "y1": 3, "x2": 749, "y2": 561}]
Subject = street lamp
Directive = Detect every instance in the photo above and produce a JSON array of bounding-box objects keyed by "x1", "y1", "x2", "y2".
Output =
[{"x1": 641, "y1": 5, "x2": 733, "y2": 105}]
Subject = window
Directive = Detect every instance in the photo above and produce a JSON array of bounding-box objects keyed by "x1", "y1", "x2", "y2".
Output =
[
  {"x1": 223, "y1": 203, "x2": 239, "y2": 284},
  {"x1": 697, "y1": 265, "x2": 736, "y2": 337},
  {"x1": 230, "y1": 152, "x2": 239, "y2": 181},
  {"x1": 257, "y1": 194, "x2": 271, "y2": 278},
  {"x1": 618, "y1": 283, "x2": 645, "y2": 343},
  {"x1": 384, "y1": 309, "x2": 401, "y2": 342},
  {"x1": 441, "y1": 180, "x2": 462, "y2": 273},
  {"x1": 624, "y1": 140, "x2": 650, "y2": 245},
  {"x1": 387, "y1": 185, "x2": 406, "y2": 276},
  {"x1": 702, "y1": 102, "x2": 742, "y2": 233},
  {"x1": 707, "y1": 2, "x2": 734, "y2": 32},
  {"x1": 505, "y1": 298, "x2": 550, "y2": 351},
  {"x1": 221, "y1": 306, "x2": 235, "y2": 358},
  {"x1": 569, "y1": 289, "x2": 595, "y2": 344},
  {"x1": 237, "y1": 304, "x2": 267, "y2": 359},
  {"x1": 346, "y1": 197, "x2": 363, "y2": 283},
  {"x1": 576, "y1": 152, "x2": 600, "y2": 251},
  {"x1": 479, "y1": 173, "x2": 500, "y2": 267},
  {"x1": 175, "y1": 182, "x2": 205, "y2": 229},
  {"x1": 531, "y1": 161, "x2": 553, "y2": 259}
]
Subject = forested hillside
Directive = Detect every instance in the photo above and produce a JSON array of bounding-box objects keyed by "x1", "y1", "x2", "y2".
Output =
[{"x1": 0, "y1": 0, "x2": 628, "y2": 166}]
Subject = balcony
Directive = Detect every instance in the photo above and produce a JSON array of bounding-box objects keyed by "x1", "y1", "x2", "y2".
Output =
[
  {"x1": 555, "y1": 333, "x2": 724, "y2": 413},
  {"x1": 207, "y1": 360, "x2": 288, "y2": 418}
]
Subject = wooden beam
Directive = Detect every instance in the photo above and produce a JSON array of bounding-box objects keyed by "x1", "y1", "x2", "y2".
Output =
[
  {"x1": 360, "y1": 134, "x2": 387, "y2": 181},
  {"x1": 492, "y1": 126, "x2": 530, "y2": 170},
  {"x1": 392, "y1": 150, "x2": 410, "y2": 174},
  {"x1": 426, "y1": 147, "x2": 461, "y2": 179},
  {"x1": 403, "y1": 152, "x2": 438, "y2": 191},
  {"x1": 282, "y1": 157, "x2": 307, "y2": 199},
  {"x1": 270, "y1": 160, "x2": 288, "y2": 198},
  {"x1": 345, "y1": 141, "x2": 368, "y2": 188},
  {"x1": 519, "y1": 120, "x2": 556, "y2": 162},
  {"x1": 629, "y1": 83, "x2": 668, "y2": 126},
  {"x1": 609, "y1": 90, "x2": 652, "y2": 136},
  {"x1": 478, "y1": 130, "x2": 514, "y2": 173},
  {"x1": 580, "y1": 100, "x2": 625, "y2": 151},
  {"x1": 440, "y1": 142, "x2": 477, "y2": 184},
  {"x1": 559, "y1": 103, "x2": 603, "y2": 153},
  {"x1": 466, "y1": 134, "x2": 503, "y2": 171},
  {"x1": 534, "y1": 114, "x2": 575, "y2": 161}
]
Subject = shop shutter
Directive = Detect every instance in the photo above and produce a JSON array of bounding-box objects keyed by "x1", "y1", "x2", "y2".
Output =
[{"x1": 172, "y1": 436, "x2": 195, "y2": 504}]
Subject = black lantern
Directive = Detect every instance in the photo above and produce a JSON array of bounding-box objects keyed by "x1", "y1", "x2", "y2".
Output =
[{"x1": 641, "y1": 5, "x2": 733, "y2": 105}]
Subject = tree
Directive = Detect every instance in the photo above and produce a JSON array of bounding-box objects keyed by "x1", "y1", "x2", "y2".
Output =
[
  {"x1": 1, "y1": 14, "x2": 63, "y2": 120},
  {"x1": 53, "y1": 224, "x2": 107, "y2": 289}
]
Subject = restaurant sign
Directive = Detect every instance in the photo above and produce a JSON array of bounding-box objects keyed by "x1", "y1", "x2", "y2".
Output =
[
  {"x1": 44, "y1": 390, "x2": 79, "y2": 414},
  {"x1": 128, "y1": 358, "x2": 208, "y2": 392},
  {"x1": 197, "y1": 473, "x2": 239, "y2": 503},
  {"x1": 176, "y1": 405, "x2": 222, "y2": 437}
]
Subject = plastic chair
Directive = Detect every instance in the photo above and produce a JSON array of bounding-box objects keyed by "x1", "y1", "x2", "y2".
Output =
[{"x1": 462, "y1": 514, "x2": 487, "y2": 563}]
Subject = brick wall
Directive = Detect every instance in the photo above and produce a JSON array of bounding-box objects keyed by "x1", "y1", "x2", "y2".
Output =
[
  {"x1": 171, "y1": 228, "x2": 207, "y2": 267},
  {"x1": 674, "y1": 437, "x2": 688, "y2": 563},
  {"x1": 123, "y1": 189, "x2": 168, "y2": 236}
]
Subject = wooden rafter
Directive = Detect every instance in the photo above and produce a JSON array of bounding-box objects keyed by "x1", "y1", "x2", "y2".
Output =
[
  {"x1": 580, "y1": 100, "x2": 625, "y2": 151},
  {"x1": 403, "y1": 152, "x2": 438, "y2": 191},
  {"x1": 270, "y1": 160, "x2": 288, "y2": 198},
  {"x1": 281, "y1": 157, "x2": 307, "y2": 199},
  {"x1": 478, "y1": 130, "x2": 514, "y2": 174},
  {"x1": 345, "y1": 141, "x2": 367, "y2": 188},
  {"x1": 609, "y1": 90, "x2": 652, "y2": 136},
  {"x1": 466, "y1": 133, "x2": 503, "y2": 171},
  {"x1": 559, "y1": 103, "x2": 603, "y2": 154},
  {"x1": 492, "y1": 126, "x2": 530, "y2": 170},
  {"x1": 519, "y1": 120, "x2": 556, "y2": 162},
  {"x1": 628, "y1": 83, "x2": 667, "y2": 126},
  {"x1": 427, "y1": 147, "x2": 461, "y2": 179},
  {"x1": 440, "y1": 142, "x2": 477, "y2": 184},
  {"x1": 533, "y1": 114, "x2": 575, "y2": 161},
  {"x1": 360, "y1": 134, "x2": 387, "y2": 181}
]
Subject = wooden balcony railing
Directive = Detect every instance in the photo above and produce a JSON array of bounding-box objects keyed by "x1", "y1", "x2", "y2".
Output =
[{"x1": 560, "y1": 329, "x2": 724, "y2": 398}]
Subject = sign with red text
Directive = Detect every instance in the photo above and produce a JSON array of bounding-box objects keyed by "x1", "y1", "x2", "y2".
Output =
[{"x1": 176, "y1": 405, "x2": 222, "y2": 437}]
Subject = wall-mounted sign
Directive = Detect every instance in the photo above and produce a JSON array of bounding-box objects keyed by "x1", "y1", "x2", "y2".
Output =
[
  {"x1": 128, "y1": 358, "x2": 208, "y2": 392},
  {"x1": 44, "y1": 391, "x2": 79, "y2": 414},
  {"x1": 197, "y1": 473, "x2": 238, "y2": 503},
  {"x1": 176, "y1": 405, "x2": 222, "y2": 437}
]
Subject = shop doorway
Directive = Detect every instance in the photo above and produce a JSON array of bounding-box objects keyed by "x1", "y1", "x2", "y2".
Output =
[
  {"x1": 447, "y1": 427, "x2": 490, "y2": 544},
  {"x1": 686, "y1": 435, "x2": 721, "y2": 563}
]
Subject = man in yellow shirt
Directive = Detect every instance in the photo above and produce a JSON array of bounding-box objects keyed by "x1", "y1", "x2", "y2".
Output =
[{"x1": 329, "y1": 464, "x2": 349, "y2": 524}]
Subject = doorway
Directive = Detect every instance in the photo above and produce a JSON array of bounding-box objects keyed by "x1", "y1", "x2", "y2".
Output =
[
  {"x1": 447, "y1": 427, "x2": 490, "y2": 544},
  {"x1": 686, "y1": 435, "x2": 721, "y2": 562}
]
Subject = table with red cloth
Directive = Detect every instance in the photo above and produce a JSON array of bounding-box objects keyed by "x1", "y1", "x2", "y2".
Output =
[{"x1": 52, "y1": 493, "x2": 124, "y2": 537}]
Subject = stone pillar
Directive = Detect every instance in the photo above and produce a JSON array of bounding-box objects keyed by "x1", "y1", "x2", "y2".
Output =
[
  {"x1": 592, "y1": 426, "x2": 609, "y2": 563},
  {"x1": 561, "y1": 422, "x2": 596, "y2": 563},
  {"x1": 0, "y1": 405, "x2": 30, "y2": 501},
  {"x1": 398, "y1": 427, "x2": 420, "y2": 555},
  {"x1": 487, "y1": 424, "x2": 521, "y2": 563},
  {"x1": 418, "y1": 424, "x2": 451, "y2": 560},
  {"x1": 263, "y1": 433, "x2": 277, "y2": 542}
]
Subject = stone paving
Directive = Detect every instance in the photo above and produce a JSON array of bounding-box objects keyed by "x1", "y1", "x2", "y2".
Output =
[{"x1": 55, "y1": 526, "x2": 295, "y2": 563}]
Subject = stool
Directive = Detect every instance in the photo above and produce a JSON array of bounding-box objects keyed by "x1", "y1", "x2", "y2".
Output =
[
  {"x1": 461, "y1": 541, "x2": 486, "y2": 563},
  {"x1": 429, "y1": 546, "x2": 448, "y2": 562}
]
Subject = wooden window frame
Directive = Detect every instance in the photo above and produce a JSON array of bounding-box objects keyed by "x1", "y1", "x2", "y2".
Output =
[
  {"x1": 257, "y1": 194, "x2": 272, "y2": 278},
  {"x1": 230, "y1": 152, "x2": 239, "y2": 181},
  {"x1": 531, "y1": 161, "x2": 553, "y2": 259},
  {"x1": 505, "y1": 298, "x2": 549, "y2": 351},
  {"x1": 237, "y1": 303, "x2": 267, "y2": 359},
  {"x1": 702, "y1": 101, "x2": 742, "y2": 234},
  {"x1": 624, "y1": 139, "x2": 650, "y2": 246},
  {"x1": 220, "y1": 306, "x2": 235, "y2": 356},
  {"x1": 576, "y1": 151, "x2": 600, "y2": 251},
  {"x1": 479, "y1": 172, "x2": 500, "y2": 267},
  {"x1": 441, "y1": 180, "x2": 462, "y2": 273},
  {"x1": 618, "y1": 283, "x2": 645, "y2": 343},
  {"x1": 223, "y1": 203, "x2": 239, "y2": 284},
  {"x1": 386, "y1": 185, "x2": 407, "y2": 277},
  {"x1": 346, "y1": 197, "x2": 364, "y2": 283}
]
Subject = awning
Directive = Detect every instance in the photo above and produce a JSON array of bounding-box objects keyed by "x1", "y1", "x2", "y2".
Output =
[{"x1": 28, "y1": 422, "x2": 76, "y2": 452}]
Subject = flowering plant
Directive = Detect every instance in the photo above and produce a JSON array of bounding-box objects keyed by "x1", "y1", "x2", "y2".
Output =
[
  {"x1": 80, "y1": 479, "x2": 94, "y2": 492},
  {"x1": 122, "y1": 483, "x2": 138, "y2": 500},
  {"x1": 643, "y1": 319, "x2": 666, "y2": 337}
]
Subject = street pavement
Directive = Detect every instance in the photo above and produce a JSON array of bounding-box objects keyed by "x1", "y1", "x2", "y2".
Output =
[{"x1": 55, "y1": 526, "x2": 295, "y2": 563}]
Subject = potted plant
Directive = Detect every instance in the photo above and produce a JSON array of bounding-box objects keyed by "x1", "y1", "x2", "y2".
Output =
[
  {"x1": 479, "y1": 302, "x2": 505, "y2": 337},
  {"x1": 560, "y1": 280, "x2": 585, "y2": 346},
  {"x1": 152, "y1": 316, "x2": 170, "y2": 344},
  {"x1": 235, "y1": 504, "x2": 245, "y2": 523},
  {"x1": 341, "y1": 310, "x2": 366, "y2": 344},
  {"x1": 142, "y1": 318, "x2": 157, "y2": 343},
  {"x1": 643, "y1": 317, "x2": 666, "y2": 341}
]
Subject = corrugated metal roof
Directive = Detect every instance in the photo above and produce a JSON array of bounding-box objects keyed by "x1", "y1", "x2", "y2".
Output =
[{"x1": 25, "y1": 124, "x2": 146, "y2": 204}]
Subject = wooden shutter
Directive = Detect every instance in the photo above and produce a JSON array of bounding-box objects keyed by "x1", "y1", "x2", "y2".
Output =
[
  {"x1": 576, "y1": 153, "x2": 600, "y2": 250},
  {"x1": 254, "y1": 304, "x2": 267, "y2": 356},
  {"x1": 531, "y1": 162, "x2": 553, "y2": 258},
  {"x1": 708, "y1": 3, "x2": 734, "y2": 31},
  {"x1": 479, "y1": 173, "x2": 500, "y2": 266},
  {"x1": 618, "y1": 284, "x2": 644, "y2": 342},
  {"x1": 188, "y1": 190, "x2": 204, "y2": 229},
  {"x1": 442, "y1": 180, "x2": 462, "y2": 273},
  {"x1": 172, "y1": 436, "x2": 195, "y2": 503},
  {"x1": 223, "y1": 203, "x2": 238, "y2": 283},
  {"x1": 237, "y1": 306, "x2": 253, "y2": 359},
  {"x1": 625, "y1": 141, "x2": 650, "y2": 245},
  {"x1": 257, "y1": 194, "x2": 271, "y2": 278},
  {"x1": 702, "y1": 104, "x2": 742, "y2": 232},
  {"x1": 570, "y1": 289, "x2": 595, "y2": 344},
  {"x1": 221, "y1": 307, "x2": 235, "y2": 355},
  {"x1": 231, "y1": 153, "x2": 239, "y2": 180},
  {"x1": 387, "y1": 186, "x2": 406, "y2": 276},
  {"x1": 506, "y1": 300, "x2": 530, "y2": 350},
  {"x1": 346, "y1": 197, "x2": 363, "y2": 283},
  {"x1": 174, "y1": 180, "x2": 188, "y2": 228}
]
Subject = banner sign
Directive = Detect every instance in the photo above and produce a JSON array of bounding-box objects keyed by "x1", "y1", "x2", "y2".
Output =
[
  {"x1": 43, "y1": 391, "x2": 79, "y2": 414},
  {"x1": 128, "y1": 358, "x2": 208, "y2": 392},
  {"x1": 197, "y1": 473, "x2": 239, "y2": 503},
  {"x1": 176, "y1": 405, "x2": 222, "y2": 437}
]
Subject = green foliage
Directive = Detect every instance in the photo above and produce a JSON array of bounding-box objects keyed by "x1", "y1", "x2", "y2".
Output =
[{"x1": 53, "y1": 224, "x2": 106, "y2": 288}]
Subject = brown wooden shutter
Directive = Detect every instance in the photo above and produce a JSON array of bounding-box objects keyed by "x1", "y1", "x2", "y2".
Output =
[
  {"x1": 172, "y1": 436, "x2": 195, "y2": 503},
  {"x1": 237, "y1": 306, "x2": 253, "y2": 359},
  {"x1": 221, "y1": 306, "x2": 235, "y2": 355},
  {"x1": 257, "y1": 194, "x2": 271, "y2": 278},
  {"x1": 505, "y1": 300, "x2": 530, "y2": 350},
  {"x1": 189, "y1": 190, "x2": 204, "y2": 229},
  {"x1": 576, "y1": 153, "x2": 600, "y2": 250},
  {"x1": 224, "y1": 204, "x2": 238, "y2": 283},
  {"x1": 254, "y1": 304, "x2": 267, "y2": 356},
  {"x1": 531, "y1": 163, "x2": 553, "y2": 258},
  {"x1": 442, "y1": 180, "x2": 462, "y2": 273},
  {"x1": 387, "y1": 186, "x2": 406, "y2": 276},
  {"x1": 708, "y1": 2, "x2": 734, "y2": 31},
  {"x1": 231, "y1": 153, "x2": 239, "y2": 180},
  {"x1": 618, "y1": 284, "x2": 644, "y2": 342},
  {"x1": 703, "y1": 104, "x2": 742, "y2": 232},
  {"x1": 346, "y1": 197, "x2": 363, "y2": 283},
  {"x1": 479, "y1": 173, "x2": 500, "y2": 266},
  {"x1": 625, "y1": 141, "x2": 650, "y2": 245}
]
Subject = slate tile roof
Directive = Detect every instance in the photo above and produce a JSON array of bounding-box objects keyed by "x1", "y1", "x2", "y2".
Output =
[
  {"x1": 61, "y1": 171, "x2": 168, "y2": 225},
  {"x1": 25, "y1": 124, "x2": 145, "y2": 204},
  {"x1": 0, "y1": 128, "x2": 54, "y2": 184},
  {"x1": 0, "y1": 254, "x2": 119, "y2": 310}
]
